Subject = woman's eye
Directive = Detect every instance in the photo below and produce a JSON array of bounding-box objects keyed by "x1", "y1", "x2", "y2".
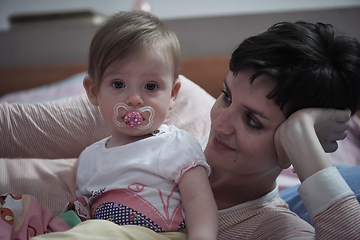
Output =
[
  {"x1": 145, "y1": 82, "x2": 158, "y2": 91},
  {"x1": 246, "y1": 114, "x2": 263, "y2": 130},
  {"x1": 112, "y1": 81, "x2": 125, "y2": 89},
  {"x1": 221, "y1": 90, "x2": 232, "y2": 104}
]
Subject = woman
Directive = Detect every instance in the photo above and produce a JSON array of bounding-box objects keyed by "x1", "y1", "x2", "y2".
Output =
[
  {"x1": 3, "y1": 21, "x2": 360, "y2": 239},
  {"x1": 208, "y1": 21, "x2": 360, "y2": 239}
]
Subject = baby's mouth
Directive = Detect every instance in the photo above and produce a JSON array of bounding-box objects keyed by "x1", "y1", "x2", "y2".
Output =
[
  {"x1": 113, "y1": 103, "x2": 154, "y2": 130},
  {"x1": 123, "y1": 111, "x2": 144, "y2": 128}
]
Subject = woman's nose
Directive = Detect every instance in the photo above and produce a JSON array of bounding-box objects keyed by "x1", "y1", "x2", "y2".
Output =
[
  {"x1": 125, "y1": 91, "x2": 144, "y2": 106},
  {"x1": 211, "y1": 107, "x2": 235, "y2": 136}
]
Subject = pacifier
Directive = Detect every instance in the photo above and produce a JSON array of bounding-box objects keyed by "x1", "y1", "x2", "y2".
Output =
[{"x1": 113, "y1": 102, "x2": 155, "y2": 130}]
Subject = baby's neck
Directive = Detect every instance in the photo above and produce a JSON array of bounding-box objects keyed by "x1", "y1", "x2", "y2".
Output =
[{"x1": 106, "y1": 131, "x2": 152, "y2": 148}]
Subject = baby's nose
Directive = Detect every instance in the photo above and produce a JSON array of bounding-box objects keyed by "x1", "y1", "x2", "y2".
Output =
[{"x1": 125, "y1": 92, "x2": 144, "y2": 106}]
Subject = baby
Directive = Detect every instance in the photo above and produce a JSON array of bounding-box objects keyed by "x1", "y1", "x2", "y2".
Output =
[{"x1": 66, "y1": 11, "x2": 218, "y2": 240}]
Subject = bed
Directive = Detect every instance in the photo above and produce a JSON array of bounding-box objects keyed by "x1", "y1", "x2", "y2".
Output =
[{"x1": 1, "y1": 55, "x2": 359, "y2": 237}]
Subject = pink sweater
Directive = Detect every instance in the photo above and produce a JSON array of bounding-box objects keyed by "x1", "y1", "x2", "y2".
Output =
[
  {"x1": 1, "y1": 93, "x2": 360, "y2": 239},
  {"x1": 218, "y1": 186, "x2": 359, "y2": 239}
]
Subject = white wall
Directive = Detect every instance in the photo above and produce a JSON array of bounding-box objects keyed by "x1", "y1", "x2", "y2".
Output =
[
  {"x1": 1, "y1": 0, "x2": 360, "y2": 30},
  {"x1": 1, "y1": 0, "x2": 360, "y2": 67}
]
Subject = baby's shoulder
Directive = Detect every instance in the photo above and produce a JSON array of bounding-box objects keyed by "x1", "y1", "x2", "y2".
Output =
[{"x1": 79, "y1": 137, "x2": 109, "y2": 156}]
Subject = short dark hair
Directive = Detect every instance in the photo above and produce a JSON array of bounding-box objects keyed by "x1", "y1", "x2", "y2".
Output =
[{"x1": 230, "y1": 21, "x2": 360, "y2": 117}]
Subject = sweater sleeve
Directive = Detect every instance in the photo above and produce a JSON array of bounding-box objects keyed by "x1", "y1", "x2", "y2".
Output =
[
  {"x1": 297, "y1": 166, "x2": 354, "y2": 220},
  {"x1": 298, "y1": 166, "x2": 360, "y2": 239},
  {"x1": 0, "y1": 94, "x2": 111, "y2": 159}
]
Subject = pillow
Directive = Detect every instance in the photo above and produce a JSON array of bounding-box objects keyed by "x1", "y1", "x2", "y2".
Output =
[
  {"x1": 0, "y1": 75, "x2": 215, "y2": 215},
  {"x1": 0, "y1": 72, "x2": 86, "y2": 103},
  {"x1": 0, "y1": 75, "x2": 215, "y2": 159},
  {"x1": 1, "y1": 158, "x2": 77, "y2": 216}
]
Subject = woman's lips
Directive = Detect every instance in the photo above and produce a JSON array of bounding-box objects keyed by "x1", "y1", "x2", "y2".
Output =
[{"x1": 212, "y1": 135, "x2": 235, "y2": 151}]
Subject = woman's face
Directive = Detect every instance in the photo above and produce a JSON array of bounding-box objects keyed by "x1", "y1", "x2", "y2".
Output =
[{"x1": 204, "y1": 66, "x2": 286, "y2": 178}]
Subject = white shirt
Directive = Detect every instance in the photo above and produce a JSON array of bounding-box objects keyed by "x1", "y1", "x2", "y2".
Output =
[{"x1": 76, "y1": 124, "x2": 210, "y2": 231}]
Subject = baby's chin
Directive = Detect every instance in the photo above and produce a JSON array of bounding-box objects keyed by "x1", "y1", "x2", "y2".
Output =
[{"x1": 118, "y1": 125, "x2": 160, "y2": 137}]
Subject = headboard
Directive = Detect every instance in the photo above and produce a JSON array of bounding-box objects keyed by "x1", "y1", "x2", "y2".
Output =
[{"x1": 0, "y1": 55, "x2": 230, "y2": 99}]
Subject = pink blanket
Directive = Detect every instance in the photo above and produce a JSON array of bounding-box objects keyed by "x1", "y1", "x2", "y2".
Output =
[{"x1": 0, "y1": 193, "x2": 71, "y2": 240}]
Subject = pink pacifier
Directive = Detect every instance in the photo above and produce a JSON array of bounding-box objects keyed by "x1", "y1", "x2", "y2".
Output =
[
  {"x1": 124, "y1": 111, "x2": 143, "y2": 128},
  {"x1": 113, "y1": 103, "x2": 154, "y2": 130}
]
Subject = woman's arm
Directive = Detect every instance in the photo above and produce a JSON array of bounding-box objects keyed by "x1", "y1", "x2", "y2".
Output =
[
  {"x1": 275, "y1": 108, "x2": 350, "y2": 181},
  {"x1": 275, "y1": 108, "x2": 360, "y2": 238},
  {"x1": 178, "y1": 166, "x2": 218, "y2": 240},
  {"x1": 299, "y1": 167, "x2": 360, "y2": 238}
]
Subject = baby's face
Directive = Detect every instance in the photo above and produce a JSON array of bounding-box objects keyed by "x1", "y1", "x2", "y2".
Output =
[{"x1": 95, "y1": 48, "x2": 177, "y2": 137}]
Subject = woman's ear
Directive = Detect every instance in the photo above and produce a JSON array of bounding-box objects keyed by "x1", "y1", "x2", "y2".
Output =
[
  {"x1": 83, "y1": 76, "x2": 99, "y2": 106},
  {"x1": 169, "y1": 80, "x2": 181, "y2": 110}
]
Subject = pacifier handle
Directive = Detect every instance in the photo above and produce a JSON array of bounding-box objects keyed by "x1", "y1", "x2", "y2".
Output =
[{"x1": 113, "y1": 103, "x2": 155, "y2": 130}]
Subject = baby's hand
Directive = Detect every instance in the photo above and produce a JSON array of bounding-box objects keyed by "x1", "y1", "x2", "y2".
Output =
[{"x1": 274, "y1": 108, "x2": 350, "y2": 169}]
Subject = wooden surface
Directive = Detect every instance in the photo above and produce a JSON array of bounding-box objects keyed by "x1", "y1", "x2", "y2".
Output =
[
  {"x1": 0, "y1": 55, "x2": 230, "y2": 98},
  {"x1": 180, "y1": 55, "x2": 230, "y2": 98},
  {"x1": 0, "y1": 63, "x2": 87, "y2": 97}
]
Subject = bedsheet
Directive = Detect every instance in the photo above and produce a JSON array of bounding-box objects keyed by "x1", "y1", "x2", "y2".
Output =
[{"x1": 0, "y1": 193, "x2": 72, "y2": 240}]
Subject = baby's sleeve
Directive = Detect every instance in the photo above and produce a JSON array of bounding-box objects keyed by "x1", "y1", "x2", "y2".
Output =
[{"x1": 158, "y1": 128, "x2": 210, "y2": 184}]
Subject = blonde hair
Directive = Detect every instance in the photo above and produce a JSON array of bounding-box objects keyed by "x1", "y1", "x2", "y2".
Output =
[{"x1": 87, "y1": 11, "x2": 181, "y2": 90}]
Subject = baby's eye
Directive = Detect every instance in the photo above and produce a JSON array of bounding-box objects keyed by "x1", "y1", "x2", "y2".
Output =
[
  {"x1": 112, "y1": 81, "x2": 125, "y2": 89},
  {"x1": 145, "y1": 82, "x2": 158, "y2": 91}
]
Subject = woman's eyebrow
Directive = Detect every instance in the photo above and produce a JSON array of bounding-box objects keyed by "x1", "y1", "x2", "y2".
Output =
[
  {"x1": 225, "y1": 76, "x2": 270, "y2": 120},
  {"x1": 245, "y1": 106, "x2": 270, "y2": 120},
  {"x1": 223, "y1": 78, "x2": 230, "y2": 94}
]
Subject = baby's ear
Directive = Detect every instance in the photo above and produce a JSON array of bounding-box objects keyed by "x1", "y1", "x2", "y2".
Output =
[
  {"x1": 169, "y1": 80, "x2": 181, "y2": 110},
  {"x1": 83, "y1": 76, "x2": 99, "y2": 106}
]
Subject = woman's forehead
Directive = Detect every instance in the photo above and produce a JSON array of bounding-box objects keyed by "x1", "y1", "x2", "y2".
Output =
[
  {"x1": 226, "y1": 68, "x2": 285, "y2": 121},
  {"x1": 228, "y1": 67, "x2": 277, "y2": 93}
]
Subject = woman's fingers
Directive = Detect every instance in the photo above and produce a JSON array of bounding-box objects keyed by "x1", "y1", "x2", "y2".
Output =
[
  {"x1": 335, "y1": 108, "x2": 351, "y2": 123},
  {"x1": 324, "y1": 141, "x2": 339, "y2": 153},
  {"x1": 309, "y1": 108, "x2": 350, "y2": 152}
]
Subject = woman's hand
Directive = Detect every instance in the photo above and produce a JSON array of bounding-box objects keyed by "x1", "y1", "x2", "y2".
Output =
[
  {"x1": 274, "y1": 108, "x2": 351, "y2": 182},
  {"x1": 312, "y1": 108, "x2": 351, "y2": 152}
]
